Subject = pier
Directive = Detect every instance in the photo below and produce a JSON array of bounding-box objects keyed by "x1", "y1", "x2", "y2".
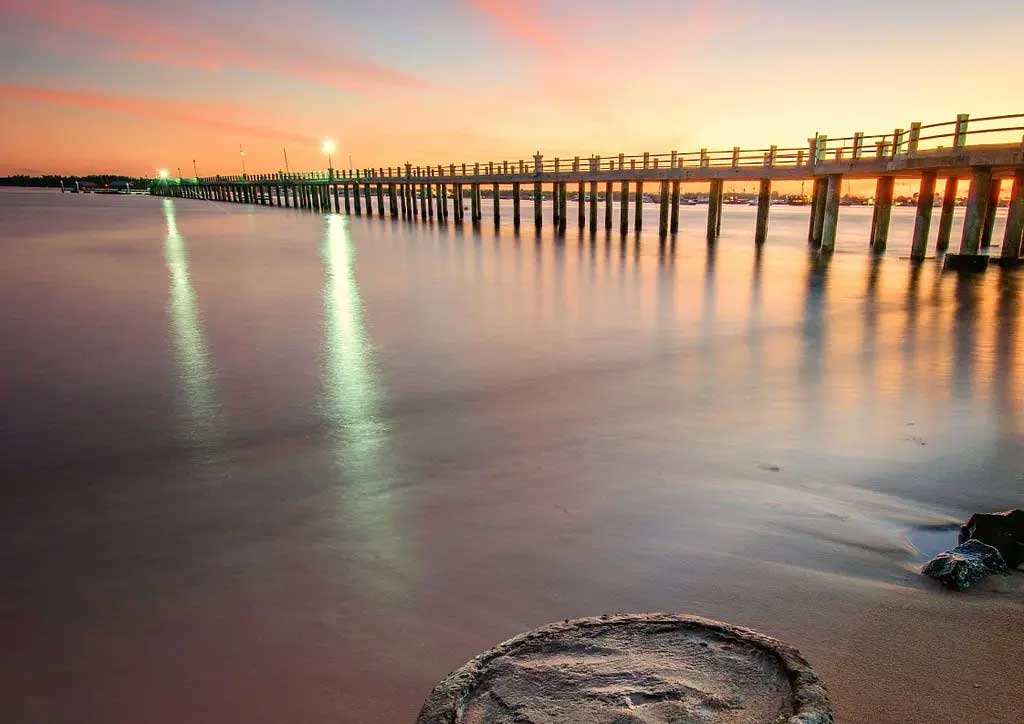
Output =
[{"x1": 156, "y1": 112, "x2": 1024, "y2": 267}]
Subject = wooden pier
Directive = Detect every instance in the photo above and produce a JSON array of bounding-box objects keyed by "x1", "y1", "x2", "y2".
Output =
[{"x1": 156, "y1": 113, "x2": 1024, "y2": 267}]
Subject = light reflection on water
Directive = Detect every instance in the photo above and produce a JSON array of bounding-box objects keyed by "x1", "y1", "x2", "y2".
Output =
[
  {"x1": 162, "y1": 198, "x2": 223, "y2": 450},
  {"x1": 0, "y1": 190, "x2": 1022, "y2": 724}
]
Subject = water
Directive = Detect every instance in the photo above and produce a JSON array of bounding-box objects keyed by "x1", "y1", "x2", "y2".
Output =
[{"x1": 1, "y1": 188, "x2": 1021, "y2": 724}]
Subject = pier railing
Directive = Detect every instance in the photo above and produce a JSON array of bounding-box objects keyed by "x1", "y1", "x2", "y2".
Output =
[{"x1": 191, "y1": 112, "x2": 1024, "y2": 184}]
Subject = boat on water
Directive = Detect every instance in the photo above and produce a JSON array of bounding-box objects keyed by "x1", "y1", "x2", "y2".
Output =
[{"x1": 786, "y1": 194, "x2": 810, "y2": 205}]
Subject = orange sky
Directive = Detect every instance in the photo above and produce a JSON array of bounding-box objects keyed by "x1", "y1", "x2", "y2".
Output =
[{"x1": 1, "y1": 0, "x2": 1022, "y2": 180}]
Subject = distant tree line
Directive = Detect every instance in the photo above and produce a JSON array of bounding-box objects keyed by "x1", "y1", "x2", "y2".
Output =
[{"x1": 0, "y1": 175, "x2": 153, "y2": 188}]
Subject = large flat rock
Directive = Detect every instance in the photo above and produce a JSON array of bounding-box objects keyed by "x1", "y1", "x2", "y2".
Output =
[{"x1": 416, "y1": 614, "x2": 832, "y2": 724}]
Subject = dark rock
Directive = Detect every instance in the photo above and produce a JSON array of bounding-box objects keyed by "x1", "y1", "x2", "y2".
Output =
[
  {"x1": 959, "y1": 509, "x2": 1024, "y2": 568},
  {"x1": 922, "y1": 539, "x2": 1008, "y2": 591}
]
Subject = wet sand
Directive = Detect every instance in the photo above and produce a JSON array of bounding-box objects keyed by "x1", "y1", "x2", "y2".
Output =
[{"x1": 1, "y1": 189, "x2": 1021, "y2": 723}]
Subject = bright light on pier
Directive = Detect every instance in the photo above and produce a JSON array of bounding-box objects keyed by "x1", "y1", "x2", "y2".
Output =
[
  {"x1": 321, "y1": 139, "x2": 337, "y2": 155},
  {"x1": 157, "y1": 169, "x2": 169, "y2": 180}
]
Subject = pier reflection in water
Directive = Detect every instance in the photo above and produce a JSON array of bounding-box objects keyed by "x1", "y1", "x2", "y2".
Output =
[{"x1": 0, "y1": 191, "x2": 1021, "y2": 724}]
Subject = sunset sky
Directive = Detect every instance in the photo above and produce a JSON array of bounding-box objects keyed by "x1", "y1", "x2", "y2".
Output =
[{"x1": 1, "y1": 0, "x2": 1022, "y2": 177}]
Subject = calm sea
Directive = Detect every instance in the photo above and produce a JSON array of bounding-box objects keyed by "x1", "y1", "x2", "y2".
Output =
[{"x1": 1, "y1": 188, "x2": 1021, "y2": 724}]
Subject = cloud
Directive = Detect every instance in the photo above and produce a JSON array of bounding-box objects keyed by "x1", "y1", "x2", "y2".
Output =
[
  {"x1": 0, "y1": 83, "x2": 312, "y2": 143},
  {"x1": 3, "y1": 0, "x2": 430, "y2": 93},
  {"x1": 466, "y1": 0, "x2": 563, "y2": 55}
]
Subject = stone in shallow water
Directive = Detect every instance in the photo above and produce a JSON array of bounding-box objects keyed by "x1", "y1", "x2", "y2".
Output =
[
  {"x1": 922, "y1": 539, "x2": 1008, "y2": 591},
  {"x1": 416, "y1": 614, "x2": 832, "y2": 724},
  {"x1": 959, "y1": 509, "x2": 1024, "y2": 568}
]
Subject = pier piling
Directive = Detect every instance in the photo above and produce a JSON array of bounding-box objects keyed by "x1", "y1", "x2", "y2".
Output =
[{"x1": 911, "y1": 171, "x2": 936, "y2": 259}]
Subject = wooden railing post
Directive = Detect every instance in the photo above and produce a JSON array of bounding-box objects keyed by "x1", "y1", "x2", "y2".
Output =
[
  {"x1": 954, "y1": 113, "x2": 969, "y2": 148},
  {"x1": 908, "y1": 122, "x2": 922, "y2": 153}
]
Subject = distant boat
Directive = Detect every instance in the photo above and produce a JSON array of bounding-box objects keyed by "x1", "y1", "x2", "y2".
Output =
[{"x1": 786, "y1": 194, "x2": 809, "y2": 205}]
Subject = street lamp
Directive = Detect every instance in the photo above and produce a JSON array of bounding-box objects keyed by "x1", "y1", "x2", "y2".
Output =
[
  {"x1": 322, "y1": 138, "x2": 336, "y2": 177},
  {"x1": 157, "y1": 169, "x2": 169, "y2": 180}
]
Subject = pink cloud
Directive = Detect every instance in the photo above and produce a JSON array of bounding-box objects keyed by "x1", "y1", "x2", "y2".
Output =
[
  {"x1": 467, "y1": 0, "x2": 563, "y2": 54},
  {"x1": 0, "y1": 83, "x2": 312, "y2": 143},
  {"x1": 3, "y1": 0, "x2": 430, "y2": 93}
]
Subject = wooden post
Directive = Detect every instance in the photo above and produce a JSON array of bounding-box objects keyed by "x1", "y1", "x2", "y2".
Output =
[
  {"x1": 706, "y1": 179, "x2": 722, "y2": 241},
  {"x1": 910, "y1": 171, "x2": 937, "y2": 259},
  {"x1": 620, "y1": 180, "x2": 629, "y2": 234},
  {"x1": 332, "y1": 183, "x2": 340, "y2": 213},
  {"x1": 364, "y1": 181, "x2": 373, "y2": 217},
  {"x1": 552, "y1": 181, "x2": 560, "y2": 227},
  {"x1": 870, "y1": 176, "x2": 895, "y2": 253},
  {"x1": 754, "y1": 179, "x2": 771, "y2": 244},
  {"x1": 513, "y1": 182, "x2": 521, "y2": 227},
  {"x1": 438, "y1": 183, "x2": 447, "y2": 220},
  {"x1": 578, "y1": 181, "x2": 585, "y2": 228},
  {"x1": 959, "y1": 166, "x2": 993, "y2": 255},
  {"x1": 589, "y1": 180, "x2": 598, "y2": 231},
  {"x1": 658, "y1": 181, "x2": 669, "y2": 237},
  {"x1": 605, "y1": 181, "x2": 613, "y2": 230},
  {"x1": 493, "y1": 183, "x2": 500, "y2": 224},
  {"x1": 670, "y1": 180, "x2": 680, "y2": 233},
  {"x1": 353, "y1": 181, "x2": 362, "y2": 215},
  {"x1": 426, "y1": 183, "x2": 434, "y2": 219},
  {"x1": 933, "y1": 178, "x2": 954, "y2": 252},
  {"x1": 558, "y1": 182, "x2": 567, "y2": 232},
  {"x1": 534, "y1": 181, "x2": 543, "y2": 227},
  {"x1": 1001, "y1": 168, "x2": 1024, "y2": 260},
  {"x1": 377, "y1": 183, "x2": 385, "y2": 217},
  {"x1": 390, "y1": 184, "x2": 399, "y2": 218},
  {"x1": 808, "y1": 178, "x2": 824, "y2": 245},
  {"x1": 474, "y1": 183, "x2": 482, "y2": 222},
  {"x1": 820, "y1": 174, "x2": 842, "y2": 252},
  {"x1": 981, "y1": 178, "x2": 1001, "y2": 248},
  {"x1": 954, "y1": 113, "x2": 969, "y2": 148},
  {"x1": 634, "y1": 181, "x2": 644, "y2": 231},
  {"x1": 421, "y1": 184, "x2": 428, "y2": 221},
  {"x1": 343, "y1": 183, "x2": 351, "y2": 214}
]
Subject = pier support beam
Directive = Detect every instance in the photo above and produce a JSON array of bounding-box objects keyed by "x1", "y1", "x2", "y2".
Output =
[
  {"x1": 427, "y1": 183, "x2": 434, "y2": 219},
  {"x1": 589, "y1": 181, "x2": 598, "y2": 232},
  {"x1": 620, "y1": 181, "x2": 630, "y2": 234},
  {"x1": 936, "y1": 177, "x2": 958, "y2": 252},
  {"x1": 670, "y1": 181, "x2": 680, "y2": 234},
  {"x1": 869, "y1": 176, "x2": 895, "y2": 253},
  {"x1": 809, "y1": 178, "x2": 825, "y2": 246},
  {"x1": 558, "y1": 182, "x2": 567, "y2": 232},
  {"x1": 604, "y1": 182, "x2": 613, "y2": 230},
  {"x1": 981, "y1": 178, "x2": 1001, "y2": 248},
  {"x1": 706, "y1": 179, "x2": 722, "y2": 241},
  {"x1": 421, "y1": 184, "x2": 428, "y2": 221},
  {"x1": 959, "y1": 166, "x2": 993, "y2": 256},
  {"x1": 377, "y1": 183, "x2": 385, "y2": 217},
  {"x1": 493, "y1": 183, "x2": 500, "y2": 224},
  {"x1": 513, "y1": 182, "x2": 521, "y2": 227},
  {"x1": 353, "y1": 183, "x2": 362, "y2": 215},
  {"x1": 552, "y1": 182, "x2": 560, "y2": 227},
  {"x1": 634, "y1": 181, "x2": 644, "y2": 232},
  {"x1": 365, "y1": 183, "x2": 374, "y2": 217},
  {"x1": 1000, "y1": 168, "x2": 1024, "y2": 261},
  {"x1": 820, "y1": 174, "x2": 843, "y2": 253},
  {"x1": 658, "y1": 181, "x2": 669, "y2": 237},
  {"x1": 910, "y1": 171, "x2": 937, "y2": 259},
  {"x1": 578, "y1": 182, "x2": 585, "y2": 229},
  {"x1": 473, "y1": 184, "x2": 482, "y2": 222},
  {"x1": 534, "y1": 182, "x2": 542, "y2": 227},
  {"x1": 754, "y1": 179, "x2": 771, "y2": 245}
]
